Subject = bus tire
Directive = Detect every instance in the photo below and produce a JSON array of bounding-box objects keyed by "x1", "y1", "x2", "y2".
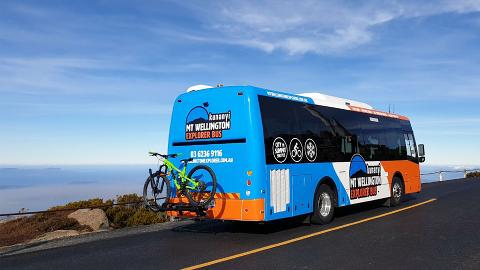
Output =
[
  {"x1": 311, "y1": 184, "x2": 335, "y2": 225},
  {"x1": 390, "y1": 176, "x2": 404, "y2": 207}
]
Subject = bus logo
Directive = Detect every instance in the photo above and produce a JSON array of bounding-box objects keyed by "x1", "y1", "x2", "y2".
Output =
[
  {"x1": 349, "y1": 154, "x2": 382, "y2": 199},
  {"x1": 185, "y1": 106, "x2": 231, "y2": 140},
  {"x1": 272, "y1": 137, "x2": 288, "y2": 163}
]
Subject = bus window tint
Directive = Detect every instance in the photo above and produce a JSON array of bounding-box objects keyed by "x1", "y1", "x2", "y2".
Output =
[
  {"x1": 404, "y1": 133, "x2": 417, "y2": 160},
  {"x1": 258, "y1": 96, "x2": 296, "y2": 163},
  {"x1": 384, "y1": 128, "x2": 406, "y2": 160},
  {"x1": 357, "y1": 116, "x2": 389, "y2": 161},
  {"x1": 259, "y1": 98, "x2": 295, "y2": 138},
  {"x1": 294, "y1": 104, "x2": 337, "y2": 162},
  {"x1": 258, "y1": 95, "x2": 416, "y2": 164}
]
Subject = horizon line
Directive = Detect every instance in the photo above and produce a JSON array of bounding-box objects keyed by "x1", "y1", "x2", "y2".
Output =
[{"x1": 1, "y1": 163, "x2": 480, "y2": 168}]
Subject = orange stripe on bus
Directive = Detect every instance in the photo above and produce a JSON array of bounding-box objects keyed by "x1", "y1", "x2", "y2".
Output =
[
  {"x1": 211, "y1": 193, "x2": 240, "y2": 200},
  {"x1": 167, "y1": 198, "x2": 264, "y2": 221},
  {"x1": 348, "y1": 105, "x2": 410, "y2": 121}
]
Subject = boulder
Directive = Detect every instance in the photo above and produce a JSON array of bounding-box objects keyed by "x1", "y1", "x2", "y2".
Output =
[
  {"x1": 68, "y1": 209, "x2": 109, "y2": 231},
  {"x1": 35, "y1": 230, "x2": 79, "y2": 242}
]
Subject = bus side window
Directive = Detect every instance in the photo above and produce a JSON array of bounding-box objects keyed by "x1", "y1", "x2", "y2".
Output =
[
  {"x1": 341, "y1": 136, "x2": 353, "y2": 154},
  {"x1": 258, "y1": 96, "x2": 297, "y2": 164},
  {"x1": 397, "y1": 137, "x2": 406, "y2": 157},
  {"x1": 404, "y1": 133, "x2": 417, "y2": 159},
  {"x1": 366, "y1": 134, "x2": 380, "y2": 160},
  {"x1": 297, "y1": 104, "x2": 337, "y2": 162},
  {"x1": 408, "y1": 134, "x2": 417, "y2": 157}
]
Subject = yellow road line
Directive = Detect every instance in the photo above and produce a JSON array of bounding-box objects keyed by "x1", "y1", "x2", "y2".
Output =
[{"x1": 182, "y1": 198, "x2": 437, "y2": 270}]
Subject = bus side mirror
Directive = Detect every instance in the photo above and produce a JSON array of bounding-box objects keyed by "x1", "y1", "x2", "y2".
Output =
[{"x1": 418, "y1": 144, "x2": 425, "y2": 163}]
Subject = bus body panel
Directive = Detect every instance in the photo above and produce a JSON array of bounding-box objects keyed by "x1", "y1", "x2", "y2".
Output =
[
  {"x1": 257, "y1": 90, "x2": 421, "y2": 219},
  {"x1": 167, "y1": 86, "x2": 267, "y2": 221},
  {"x1": 381, "y1": 160, "x2": 421, "y2": 193},
  {"x1": 165, "y1": 86, "x2": 421, "y2": 222},
  {"x1": 264, "y1": 162, "x2": 351, "y2": 221}
]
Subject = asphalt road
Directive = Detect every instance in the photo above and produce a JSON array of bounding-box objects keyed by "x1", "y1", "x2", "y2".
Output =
[{"x1": 1, "y1": 178, "x2": 480, "y2": 270}]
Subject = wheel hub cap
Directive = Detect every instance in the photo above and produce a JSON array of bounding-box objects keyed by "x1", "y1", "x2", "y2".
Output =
[
  {"x1": 319, "y1": 193, "x2": 332, "y2": 217},
  {"x1": 393, "y1": 183, "x2": 402, "y2": 199}
]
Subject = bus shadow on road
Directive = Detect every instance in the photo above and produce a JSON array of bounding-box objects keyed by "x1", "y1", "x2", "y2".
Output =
[
  {"x1": 171, "y1": 216, "x2": 311, "y2": 235},
  {"x1": 335, "y1": 195, "x2": 417, "y2": 218},
  {"x1": 171, "y1": 195, "x2": 418, "y2": 235}
]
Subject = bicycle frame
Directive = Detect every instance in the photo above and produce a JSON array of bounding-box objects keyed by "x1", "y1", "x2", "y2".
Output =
[{"x1": 162, "y1": 158, "x2": 198, "y2": 191}]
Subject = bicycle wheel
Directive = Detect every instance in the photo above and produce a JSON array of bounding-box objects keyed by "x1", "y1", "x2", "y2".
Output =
[
  {"x1": 184, "y1": 165, "x2": 217, "y2": 207},
  {"x1": 143, "y1": 171, "x2": 171, "y2": 212}
]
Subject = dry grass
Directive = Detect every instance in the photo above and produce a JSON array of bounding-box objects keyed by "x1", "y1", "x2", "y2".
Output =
[
  {"x1": 0, "y1": 193, "x2": 167, "y2": 247},
  {"x1": 466, "y1": 171, "x2": 480, "y2": 178},
  {"x1": 0, "y1": 212, "x2": 91, "y2": 247}
]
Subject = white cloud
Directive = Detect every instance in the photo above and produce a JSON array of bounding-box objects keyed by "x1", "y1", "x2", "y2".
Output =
[
  {"x1": 180, "y1": 0, "x2": 480, "y2": 55},
  {"x1": 0, "y1": 56, "x2": 210, "y2": 95},
  {"x1": 0, "y1": 100, "x2": 173, "y2": 116}
]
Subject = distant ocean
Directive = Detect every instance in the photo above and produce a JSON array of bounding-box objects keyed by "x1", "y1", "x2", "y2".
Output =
[
  {"x1": 0, "y1": 165, "x2": 150, "y2": 215},
  {"x1": 0, "y1": 164, "x2": 477, "y2": 215}
]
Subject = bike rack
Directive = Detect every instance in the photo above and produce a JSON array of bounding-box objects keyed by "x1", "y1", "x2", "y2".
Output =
[{"x1": 157, "y1": 203, "x2": 208, "y2": 217}]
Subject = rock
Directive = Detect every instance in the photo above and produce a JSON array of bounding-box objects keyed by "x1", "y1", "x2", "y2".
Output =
[
  {"x1": 35, "y1": 230, "x2": 79, "y2": 242},
  {"x1": 68, "y1": 209, "x2": 109, "y2": 231}
]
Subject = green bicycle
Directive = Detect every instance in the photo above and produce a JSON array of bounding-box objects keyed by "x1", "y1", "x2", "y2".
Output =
[{"x1": 143, "y1": 152, "x2": 217, "y2": 212}]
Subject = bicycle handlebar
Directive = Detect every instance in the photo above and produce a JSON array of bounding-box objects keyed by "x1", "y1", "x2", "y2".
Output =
[{"x1": 148, "y1": 152, "x2": 182, "y2": 159}]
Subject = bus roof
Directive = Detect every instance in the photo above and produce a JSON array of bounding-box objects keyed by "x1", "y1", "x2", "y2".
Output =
[{"x1": 183, "y1": 85, "x2": 410, "y2": 121}]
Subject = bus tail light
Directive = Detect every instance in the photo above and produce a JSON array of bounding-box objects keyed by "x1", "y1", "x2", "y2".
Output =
[{"x1": 246, "y1": 179, "x2": 251, "y2": 186}]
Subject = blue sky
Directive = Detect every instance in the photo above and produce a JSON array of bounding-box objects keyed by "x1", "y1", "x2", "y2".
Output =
[{"x1": 0, "y1": 0, "x2": 479, "y2": 166}]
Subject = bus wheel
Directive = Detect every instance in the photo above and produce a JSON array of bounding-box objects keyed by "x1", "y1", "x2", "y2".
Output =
[
  {"x1": 311, "y1": 185, "x2": 335, "y2": 225},
  {"x1": 391, "y1": 177, "x2": 404, "y2": 207}
]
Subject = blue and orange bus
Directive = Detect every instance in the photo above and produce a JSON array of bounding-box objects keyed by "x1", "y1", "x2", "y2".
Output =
[{"x1": 166, "y1": 85, "x2": 424, "y2": 224}]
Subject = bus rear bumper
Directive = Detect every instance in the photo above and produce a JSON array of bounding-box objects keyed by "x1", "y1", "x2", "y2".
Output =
[{"x1": 167, "y1": 196, "x2": 265, "y2": 221}]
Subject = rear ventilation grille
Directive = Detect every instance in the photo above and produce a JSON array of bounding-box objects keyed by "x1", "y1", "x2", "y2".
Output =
[{"x1": 270, "y1": 169, "x2": 290, "y2": 213}]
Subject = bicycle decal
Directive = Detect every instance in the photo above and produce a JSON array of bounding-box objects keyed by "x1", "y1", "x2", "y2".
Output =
[
  {"x1": 305, "y1": 138, "x2": 317, "y2": 162},
  {"x1": 289, "y1": 138, "x2": 303, "y2": 163}
]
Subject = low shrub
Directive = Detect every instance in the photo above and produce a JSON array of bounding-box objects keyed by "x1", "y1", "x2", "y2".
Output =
[
  {"x1": 0, "y1": 193, "x2": 166, "y2": 247},
  {"x1": 466, "y1": 171, "x2": 480, "y2": 178},
  {"x1": 127, "y1": 208, "x2": 167, "y2": 227},
  {"x1": 49, "y1": 198, "x2": 114, "y2": 212},
  {"x1": 105, "y1": 194, "x2": 165, "y2": 228},
  {"x1": 116, "y1": 194, "x2": 143, "y2": 209},
  {"x1": 105, "y1": 206, "x2": 136, "y2": 228},
  {"x1": 0, "y1": 212, "x2": 90, "y2": 247}
]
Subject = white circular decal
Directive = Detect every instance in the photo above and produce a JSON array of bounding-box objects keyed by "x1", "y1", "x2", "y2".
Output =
[
  {"x1": 289, "y1": 138, "x2": 303, "y2": 163},
  {"x1": 272, "y1": 137, "x2": 288, "y2": 163},
  {"x1": 305, "y1": 139, "x2": 317, "y2": 162}
]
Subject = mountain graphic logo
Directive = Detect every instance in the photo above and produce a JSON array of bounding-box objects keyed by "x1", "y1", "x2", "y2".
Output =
[
  {"x1": 186, "y1": 106, "x2": 209, "y2": 125},
  {"x1": 349, "y1": 154, "x2": 368, "y2": 178},
  {"x1": 349, "y1": 154, "x2": 381, "y2": 178}
]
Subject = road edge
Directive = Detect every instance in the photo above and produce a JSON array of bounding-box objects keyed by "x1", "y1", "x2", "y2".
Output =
[{"x1": 0, "y1": 219, "x2": 193, "y2": 257}]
